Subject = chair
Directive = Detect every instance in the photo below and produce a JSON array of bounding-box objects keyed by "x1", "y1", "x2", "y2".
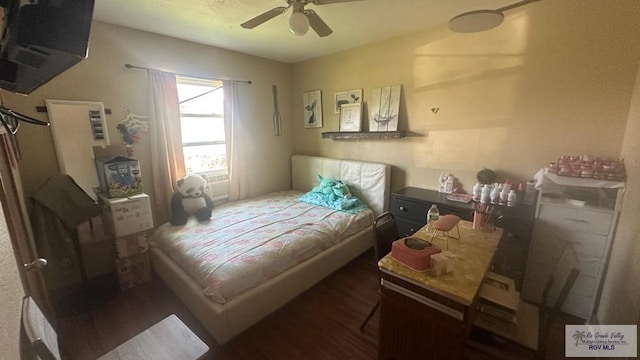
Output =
[
  {"x1": 21, "y1": 296, "x2": 209, "y2": 360},
  {"x1": 360, "y1": 211, "x2": 399, "y2": 331},
  {"x1": 469, "y1": 242, "x2": 580, "y2": 359}
]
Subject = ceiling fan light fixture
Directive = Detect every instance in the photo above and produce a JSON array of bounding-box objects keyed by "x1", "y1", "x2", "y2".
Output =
[
  {"x1": 289, "y1": 12, "x2": 309, "y2": 36},
  {"x1": 448, "y1": 9, "x2": 504, "y2": 33}
]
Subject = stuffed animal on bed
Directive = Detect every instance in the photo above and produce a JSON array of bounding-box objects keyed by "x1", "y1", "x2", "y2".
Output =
[
  {"x1": 332, "y1": 180, "x2": 352, "y2": 199},
  {"x1": 332, "y1": 180, "x2": 359, "y2": 209},
  {"x1": 311, "y1": 175, "x2": 338, "y2": 199},
  {"x1": 170, "y1": 174, "x2": 214, "y2": 226},
  {"x1": 309, "y1": 175, "x2": 359, "y2": 208}
]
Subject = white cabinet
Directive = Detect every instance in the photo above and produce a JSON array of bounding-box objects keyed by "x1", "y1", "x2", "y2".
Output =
[{"x1": 522, "y1": 170, "x2": 624, "y2": 320}]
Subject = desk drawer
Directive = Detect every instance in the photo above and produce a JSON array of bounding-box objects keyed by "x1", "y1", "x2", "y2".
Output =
[
  {"x1": 537, "y1": 204, "x2": 612, "y2": 235},
  {"x1": 390, "y1": 197, "x2": 429, "y2": 224}
]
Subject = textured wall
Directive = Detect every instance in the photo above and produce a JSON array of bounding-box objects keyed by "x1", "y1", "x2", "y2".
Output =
[
  {"x1": 292, "y1": 0, "x2": 640, "y2": 193},
  {"x1": 4, "y1": 21, "x2": 296, "y2": 213},
  {"x1": 0, "y1": 205, "x2": 24, "y2": 359}
]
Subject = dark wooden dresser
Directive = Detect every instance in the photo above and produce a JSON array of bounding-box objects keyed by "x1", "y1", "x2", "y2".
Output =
[{"x1": 389, "y1": 186, "x2": 536, "y2": 290}]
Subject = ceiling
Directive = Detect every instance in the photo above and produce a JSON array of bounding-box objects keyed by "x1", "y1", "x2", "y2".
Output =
[{"x1": 93, "y1": 0, "x2": 517, "y2": 64}]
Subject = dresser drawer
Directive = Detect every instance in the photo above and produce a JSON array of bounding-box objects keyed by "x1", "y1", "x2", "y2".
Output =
[
  {"x1": 396, "y1": 218, "x2": 427, "y2": 238},
  {"x1": 556, "y1": 290, "x2": 593, "y2": 319},
  {"x1": 390, "y1": 197, "x2": 430, "y2": 224},
  {"x1": 572, "y1": 274, "x2": 598, "y2": 298},
  {"x1": 527, "y1": 243, "x2": 601, "y2": 277},
  {"x1": 532, "y1": 224, "x2": 607, "y2": 258},
  {"x1": 537, "y1": 204, "x2": 612, "y2": 235},
  {"x1": 438, "y1": 205, "x2": 474, "y2": 222}
]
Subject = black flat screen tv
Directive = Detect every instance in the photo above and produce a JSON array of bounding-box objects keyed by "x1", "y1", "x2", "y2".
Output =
[{"x1": 0, "y1": 0, "x2": 95, "y2": 95}]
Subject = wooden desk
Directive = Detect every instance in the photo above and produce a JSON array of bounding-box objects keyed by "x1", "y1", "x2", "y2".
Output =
[
  {"x1": 390, "y1": 187, "x2": 535, "y2": 290},
  {"x1": 377, "y1": 221, "x2": 502, "y2": 360}
]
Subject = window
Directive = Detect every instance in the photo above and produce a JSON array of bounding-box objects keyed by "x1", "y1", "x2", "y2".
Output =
[{"x1": 176, "y1": 77, "x2": 226, "y2": 176}]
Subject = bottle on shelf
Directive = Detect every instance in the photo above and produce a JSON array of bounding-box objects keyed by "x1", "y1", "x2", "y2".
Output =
[
  {"x1": 472, "y1": 182, "x2": 482, "y2": 202},
  {"x1": 507, "y1": 190, "x2": 517, "y2": 207},
  {"x1": 427, "y1": 204, "x2": 440, "y2": 227},
  {"x1": 490, "y1": 185, "x2": 500, "y2": 204},
  {"x1": 481, "y1": 184, "x2": 491, "y2": 204},
  {"x1": 438, "y1": 173, "x2": 447, "y2": 193},
  {"x1": 444, "y1": 176, "x2": 454, "y2": 194},
  {"x1": 500, "y1": 183, "x2": 510, "y2": 206}
]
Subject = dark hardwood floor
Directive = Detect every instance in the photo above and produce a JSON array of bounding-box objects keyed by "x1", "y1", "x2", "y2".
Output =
[{"x1": 57, "y1": 250, "x2": 582, "y2": 360}]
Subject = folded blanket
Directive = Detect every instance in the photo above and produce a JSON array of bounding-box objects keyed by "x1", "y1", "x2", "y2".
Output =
[{"x1": 297, "y1": 191, "x2": 369, "y2": 214}]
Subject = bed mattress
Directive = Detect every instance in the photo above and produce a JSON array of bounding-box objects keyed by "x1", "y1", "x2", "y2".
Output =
[{"x1": 151, "y1": 190, "x2": 373, "y2": 304}]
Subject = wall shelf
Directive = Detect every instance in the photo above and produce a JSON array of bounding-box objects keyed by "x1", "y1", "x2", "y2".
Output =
[{"x1": 322, "y1": 131, "x2": 405, "y2": 140}]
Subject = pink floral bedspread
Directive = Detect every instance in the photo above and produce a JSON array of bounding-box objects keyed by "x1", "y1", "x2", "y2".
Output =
[{"x1": 151, "y1": 190, "x2": 373, "y2": 304}]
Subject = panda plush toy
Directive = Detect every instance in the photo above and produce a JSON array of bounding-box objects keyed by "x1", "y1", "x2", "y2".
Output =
[{"x1": 170, "y1": 174, "x2": 214, "y2": 226}]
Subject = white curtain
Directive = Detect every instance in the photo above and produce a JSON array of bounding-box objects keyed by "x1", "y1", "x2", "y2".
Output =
[
  {"x1": 223, "y1": 80, "x2": 249, "y2": 201},
  {"x1": 149, "y1": 70, "x2": 184, "y2": 225}
]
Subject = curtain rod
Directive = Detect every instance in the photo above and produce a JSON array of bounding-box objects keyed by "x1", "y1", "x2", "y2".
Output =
[{"x1": 124, "y1": 63, "x2": 252, "y2": 84}]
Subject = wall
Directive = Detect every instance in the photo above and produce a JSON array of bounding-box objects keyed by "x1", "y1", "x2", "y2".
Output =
[
  {"x1": 3, "y1": 21, "x2": 295, "y2": 217},
  {"x1": 597, "y1": 61, "x2": 640, "y2": 324},
  {"x1": 0, "y1": 204, "x2": 23, "y2": 359},
  {"x1": 292, "y1": 0, "x2": 640, "y2": 193}
]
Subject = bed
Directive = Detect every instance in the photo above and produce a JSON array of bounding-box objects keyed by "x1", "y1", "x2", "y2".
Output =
[{"x1": 149, "y1": 155, "x2": 390, "y2": 344}]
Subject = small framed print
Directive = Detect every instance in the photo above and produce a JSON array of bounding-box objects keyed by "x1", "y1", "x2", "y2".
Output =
[
  {"x1": 303, "y1": 89, "x2": 323, "y2": 128},
  {"x1": 339, "y1": 103, "x2": 362, "y2": 132},
  {"x1": 334, "y1": 89, "x2": 362, "y2": 114}
]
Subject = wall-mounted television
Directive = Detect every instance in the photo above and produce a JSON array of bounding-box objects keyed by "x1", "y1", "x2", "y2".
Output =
[{"x1": 0, "y1": 0, "x2": 95, "y2": 95}]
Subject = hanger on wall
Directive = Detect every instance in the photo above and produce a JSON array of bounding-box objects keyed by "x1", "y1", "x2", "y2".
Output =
[{"x1": 119, "y1": 107, "x2": 149, "y2": 132}]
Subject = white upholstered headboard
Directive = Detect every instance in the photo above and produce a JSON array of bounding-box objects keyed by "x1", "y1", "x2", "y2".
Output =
[{"x1": 291, "y1": 155, "x2": 390, "y2": 216}]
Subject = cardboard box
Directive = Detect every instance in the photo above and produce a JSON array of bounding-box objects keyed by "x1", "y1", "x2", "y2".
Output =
[
  {"x1": 96, "y1": 155, "x2": 143, "y2": 198},
  {"x1": 115, "y1": 231, "x2": 149, "y2": 258},
  {"x1": 100, "y1": 193, "x2": 153, "y2": 238},
  {"x1": 478, "y1": 272, "x2": 519, "y2": 324},
  {"x1": 116, "y1": 252, "x2": 151, "y2": 291}
]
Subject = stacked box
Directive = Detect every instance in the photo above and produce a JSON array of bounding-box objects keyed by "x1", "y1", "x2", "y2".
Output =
[
  {"x1": 96, "y1": 155, "x2": 143, "y2": 198},
  {"x1": 97, "y1": 191, "x2": 154, "y2": 291},
  {"x1": 115, "y1": 231, "x2": 149, "y2": 258},
  {"x1": 116, "y1": 252, "x2": 151, "y2": 291},
  {"x1": 99, "y1": 193, "x2": 153, "y2": 238}
]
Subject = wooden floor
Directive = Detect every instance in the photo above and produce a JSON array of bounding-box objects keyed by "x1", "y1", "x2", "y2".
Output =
[{"x1": 58, "y1": 250, "x2": 583, "y2": 360}]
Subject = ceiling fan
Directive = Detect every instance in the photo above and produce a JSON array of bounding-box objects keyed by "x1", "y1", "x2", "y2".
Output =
[
  {"x1": 448, "y1": 0, "x2": 542, "y2": 33},
  {"x1": 241, "y1": 0, "x2": 364, "y2": 37}
]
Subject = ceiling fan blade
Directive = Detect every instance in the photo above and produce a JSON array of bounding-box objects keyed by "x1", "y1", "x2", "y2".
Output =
[
  {"x1": 305, "y1": 9, "x2": 333, "y2": 37},
  {"x1": 241, "y1": 6, "x2": 288, "y2": 29},
  {"x1": 312, "y1": 0, "x2": 366, "y2": 4}
]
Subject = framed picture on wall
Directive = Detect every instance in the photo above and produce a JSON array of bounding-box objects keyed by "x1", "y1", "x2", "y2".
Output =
[
  {"x1": 339, "y1": 103, "x2": 362, "y2": 132},
  {"x1": 334, "y1": 89, "x2": 362, "y2": 114},
  {"x1": 303, "y1": 89, "x2": 323, "y2": 128},
  {"x1": 369, "y1": 85, "x2": 401, "y2": 132}
]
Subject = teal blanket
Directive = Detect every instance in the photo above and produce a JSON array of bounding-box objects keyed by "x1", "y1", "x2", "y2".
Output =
[{"x1": 297, "y1": 191, "x2": 369, "y2": 214}]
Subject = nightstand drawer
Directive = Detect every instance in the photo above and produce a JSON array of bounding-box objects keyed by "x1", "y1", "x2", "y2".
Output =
[{"x1": 390, "y1": 197, "x2": 430, "y2": 224}]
